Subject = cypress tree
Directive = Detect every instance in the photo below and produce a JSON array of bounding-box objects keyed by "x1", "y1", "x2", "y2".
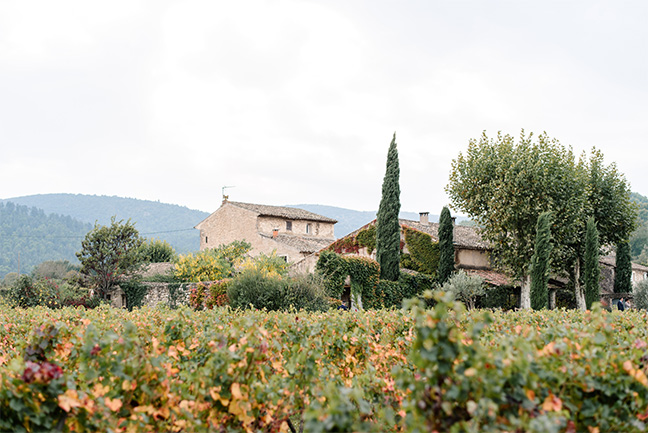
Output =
[
  {"x1": 614, "y1": 239, "x2": 632, "y2": 293},
  {"x1": 437, "y1": 206, "x2": 455, "y2": 284},
  {"x1": 530, "y1": 211, "x2": 552, "y2": 310},
  {"x1": 583, "y1": 217, "x2": 600, "y2": 309},
  {"x1": 376, "y1": 133, "x2": 401, "y2": 281}
]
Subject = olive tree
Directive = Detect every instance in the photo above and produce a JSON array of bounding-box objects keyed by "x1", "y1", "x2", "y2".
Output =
[{"x1": 76, "y1": 217, "x2": 144, "y2": 299}]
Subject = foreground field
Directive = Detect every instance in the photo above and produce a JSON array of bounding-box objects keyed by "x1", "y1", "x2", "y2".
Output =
[{"x1": 1, "y1": 295, "x2": 648, "y2": 433}]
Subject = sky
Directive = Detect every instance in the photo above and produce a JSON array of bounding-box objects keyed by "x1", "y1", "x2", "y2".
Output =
[{"x1": 1, "y1": 1, "x2": 646, "y2": 215}]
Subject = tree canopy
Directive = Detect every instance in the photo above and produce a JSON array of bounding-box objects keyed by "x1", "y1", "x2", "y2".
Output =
[
  {"x1": 76, "y1": 217, "x2": 144, "y2": 298},
  {"x1": 447, "y1": 131, "x2": 637, "y2": 309}
]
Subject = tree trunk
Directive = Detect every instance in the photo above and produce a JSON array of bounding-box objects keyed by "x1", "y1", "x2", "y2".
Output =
[
  {"x1": 520, "y1": 274, "x2": 531, "y2": 309},
  {"x1": 574, "y1": 259, "x2": 586, "y2": 311},
  {"x1": 549, "y1": 288, "x2": 556, "y2": 310}
]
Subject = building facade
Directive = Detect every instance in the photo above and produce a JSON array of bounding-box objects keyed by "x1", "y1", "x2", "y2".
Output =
[{"x1": 194, "y1": 201, "x2": 337, "y2": 264}]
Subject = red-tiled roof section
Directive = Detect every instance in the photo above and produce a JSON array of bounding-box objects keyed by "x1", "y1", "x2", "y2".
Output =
[
  {"x1": 464, "y1": 269, "x2": 511, "y2": 286},
  {"x1": 228, "y1": 201, "x2": 337, "y2": 223}
]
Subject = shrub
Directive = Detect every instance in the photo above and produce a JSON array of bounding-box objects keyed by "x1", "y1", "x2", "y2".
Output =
[
  {"x1": 175, "y1": 250, "x2": 234, "y2": 282},
  {"x1": 9, "y1": 275, "x2": 61, "y2": 308},
  {"x1": 189, "y1": 280, "x2": 231, "y2": 310},
  {"x1": 59, "y1": 284, "x2": 101, "y2": 309},
  {"x1": 477, "y1": 285, "x2": 518, "y2": 310},
  {"x1": 140, "y1": 238, "x2": 176, "y2": 263},
  {"x1": 174, "y1": 241, "x2": 251, "y2": 282},
  {"x1": 633, "y1": 279, "x2": 648, "y2": 310},
  {"x1": 238, "y1": 251, "x2": 289, "y2": 277},
  {"x1": 228, "y1": 269, "x2": 285, "y2": 311},
  {"x1": 437, "y1": 270, "x2": 485, "y2": 310},
  {"x1": 1, "y1": 272, "x2": 19, "y2": 287},
  {"x1": 282, "y1": 273, "x2": 330, "y2": 312}
]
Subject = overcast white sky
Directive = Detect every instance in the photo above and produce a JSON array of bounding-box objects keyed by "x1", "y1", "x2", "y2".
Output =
[{"x1": 1, "y1": 1, "x2": 646, "y2": 214}]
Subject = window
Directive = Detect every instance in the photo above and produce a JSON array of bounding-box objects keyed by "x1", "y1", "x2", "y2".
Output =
[
  {"x1": 279, "y1": 255, "x2": 288, "y2": 262},
  {"x1": 286, "y1": 221, "x2": 292, "y2": 231},
  {"x1": 205, "y1": 236, "x2": 208, "y2": 244},
  {"x1": 306, "y1": 223, "x2": 311, "y2": 234}
]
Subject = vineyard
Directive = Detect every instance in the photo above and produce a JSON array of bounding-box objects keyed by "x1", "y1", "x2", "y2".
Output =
[{"x1": 2, "y1": 294, "x2": 648, "y2": 432}]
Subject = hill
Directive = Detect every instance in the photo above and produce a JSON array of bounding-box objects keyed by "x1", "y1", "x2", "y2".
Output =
[
  {"x1": 0, "y1": 202, "x2": 92, "y2": 278},
  {"x1": 0, "y1": 194, "x2": 476, "y2": 279},
  {"x1": 1, "y1": 194, "x2": 210, "y2": 255}
]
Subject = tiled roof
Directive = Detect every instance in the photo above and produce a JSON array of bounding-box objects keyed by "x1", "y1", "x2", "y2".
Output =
[
  {"x1": 262, "y1": 233, "x2": 335, "y2": 254},
  {"x1": 463, "y1": 269, "x2": 511, "y2": 286},
  {"x1": 600, "y1": 254, "x2": 648, "y2": 272},
  {"x1": 227, "y1": 201, "x2": 337, "y2": 223},
  {"x1": 340, "y1": 219, "x2": 489, "y2": 250},
  {"x1": 399, "y1": 219, "x2": 490, "y2": 249}
]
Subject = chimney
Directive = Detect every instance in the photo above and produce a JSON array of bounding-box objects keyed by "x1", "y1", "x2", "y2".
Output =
[
  {"x1": 419, "y1": 212, "x2": 429, "y2": 225},
  {"x1": 272, "y1": 228, "x2": 279, "y2": 239}
]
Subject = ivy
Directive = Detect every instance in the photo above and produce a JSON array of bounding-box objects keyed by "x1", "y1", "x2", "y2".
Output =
[
  {"x1": 403, "y1": 226, "x2": 439, "y2": 276},
  {"x1": 316, "y1": 251, "x2": 432, "y2": 309},
  {"x1": 327, "y1": 224, "x2": 377, "y2": 255},
  {"x1": 119, "y1": 280, "x2": 148, "y2": 311},
  {"x1": 356, "y1": 225, "x2": 376, "y2": 254},
  {"x1": 316, "y1": 251, "x2": 381, "y2": 307}
]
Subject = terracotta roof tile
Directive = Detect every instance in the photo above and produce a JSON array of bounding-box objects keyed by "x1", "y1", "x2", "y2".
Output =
[
  {"x1": 228, "y1": 201, "x2": 337, "y2": 223},
  {"x1": 463, "y1": 269, "x2": 511, "y2": 286},
  {"x1": 262, "y1": 233, "x2": 335, "y2": 254}
]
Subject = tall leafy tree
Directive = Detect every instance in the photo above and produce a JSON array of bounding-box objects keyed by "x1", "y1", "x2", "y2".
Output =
[
  {"x1": 448, "y1": 131, "x2": 638, "y2": 309},
  {"x1": 568, "y1": 150, "x2": 638, "y2": 308},
  {"x1": 437, "y1": 206, "x2": 455, "y2": 284},
  {"x1": 583, "y1": 217, "x2": 600, "y2": 309},
  {"x1": 76, "y1": 216, "x2": 144, "y2": 299},
  {"x1": 447, "y1": 131, "x2": 584, "y2": 309},
  {"x1": 614, "y1": 239, "x2": 632, "y2": 293},
  {"x1": 376, "y1": 133, "x2": 401, "y2": 281},
  {"x1": 530, "y1": 212, "x2": 552, "y2": 310}
]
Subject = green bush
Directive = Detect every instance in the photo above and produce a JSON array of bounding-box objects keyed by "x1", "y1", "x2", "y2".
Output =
[
  {"x1": 140, "y1": 238, "x2": 176, "y2": 263},
  {"x1": 477, "y1": 285, "x2": 518, "y2": 310},
  {"x1": 633, "y1": 279, "x2": 648, "y2": 310},
  {"x1": 282, "y1": 273, "x2": 330, "y2": 312},
  {"x1": 228, "y1": 269, "x2": 285, "y2": 311},
  {"x1": 59, "y1": 283, "x2": 101, "y2": 309},
  {"x1": 9, "y1": 275, "x2": 61, "y2": 308},
  {"x1": 437, "y1": 270, "x2": 485, "y2": 310},
  {"x1": 228, "y1": 271, "x2": 330, "y2": 312}
]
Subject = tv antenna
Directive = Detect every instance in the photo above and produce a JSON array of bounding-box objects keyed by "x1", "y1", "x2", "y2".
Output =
[{"x1": 222, "y1": 185, "x2": 235, "y2": 202}]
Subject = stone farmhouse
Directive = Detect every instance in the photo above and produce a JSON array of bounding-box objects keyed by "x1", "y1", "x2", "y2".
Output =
[
  {"x1": 194, "y1": 200, "x2": 337, "y2": 264},
  {"x1": 326, "y1": 212, "x2": 510, "y2": 286},
  {"x1": 323, "y1": 212, "x2": 648, "y2": 301}
]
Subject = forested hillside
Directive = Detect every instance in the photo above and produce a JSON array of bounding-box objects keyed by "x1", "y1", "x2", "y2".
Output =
[
  {"x1": 1, "y1": 194, "x2": 209, "y2": 255},
  {"x1": 630, "y1": 192, "x2": 648, "y2": 264},
  {"x1": 0, "y1": 202, "x2": 92, "y2": 278}
]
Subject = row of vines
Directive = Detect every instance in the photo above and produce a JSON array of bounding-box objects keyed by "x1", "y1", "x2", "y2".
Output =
[{"x1": 1, "y1": 295, "x2": 648, "y2": 432}]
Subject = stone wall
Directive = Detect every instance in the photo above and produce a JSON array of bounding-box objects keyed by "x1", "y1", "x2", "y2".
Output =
[{"x1": 142, "y1": 282, "x2": 192, "y2": 308}]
